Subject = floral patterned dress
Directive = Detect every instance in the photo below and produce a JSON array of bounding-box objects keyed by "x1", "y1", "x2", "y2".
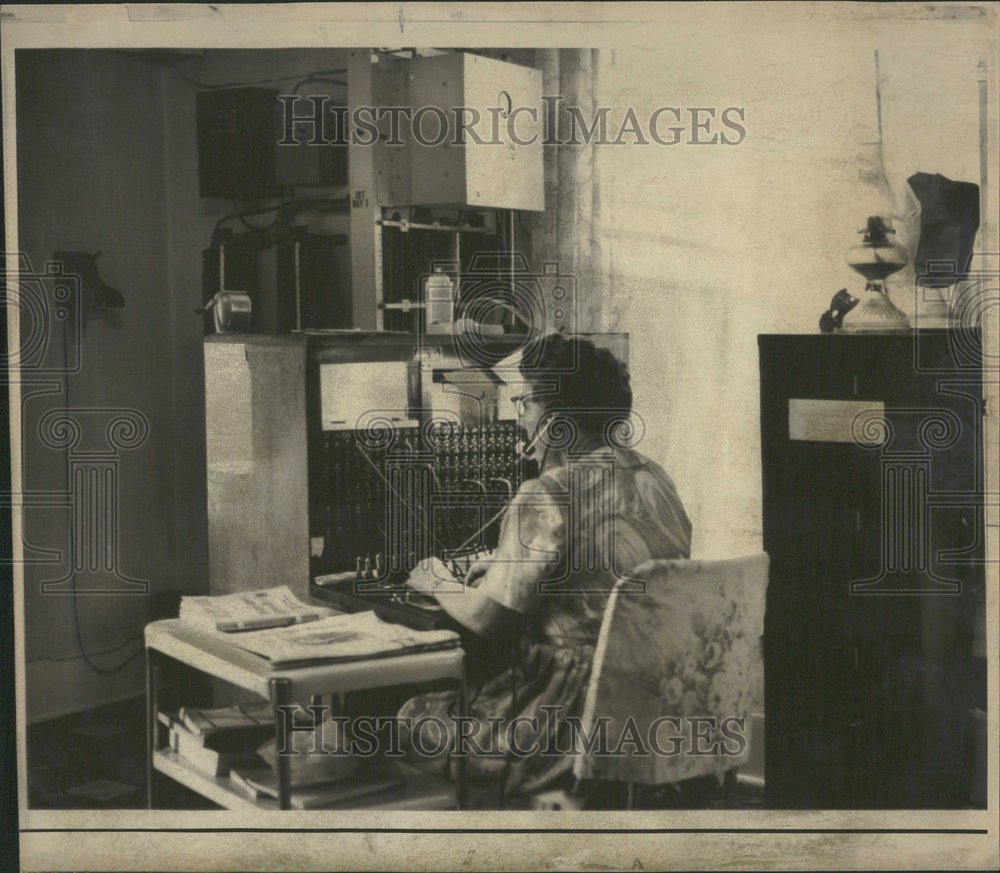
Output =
[{"x1": 398, "y1": 447, "x2": 692, "y2": 796}]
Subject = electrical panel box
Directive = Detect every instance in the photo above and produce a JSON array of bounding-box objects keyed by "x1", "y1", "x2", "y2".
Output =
[
  {"x1": 197, "y1": 88, "x2": 348, "y2": 201},
  {"x1": 375, "y1": 53, "x2": 544, "y2": 211},
  {"x1": 197, "y1": 87, "x2": 280, "y2": 201}
]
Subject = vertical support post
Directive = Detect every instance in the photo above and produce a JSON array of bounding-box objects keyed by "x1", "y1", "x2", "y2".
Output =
[
  {"x1": 625, "y1": 783, "x2": 636, "y2": 810},
  {"x1": 455, "y1": 662, "x2": 469, "y2": 810},
  {"x1": 270, "y1": 677, "x2": 293, "y2": 810},
  {"x1": 293, "y1": 240, "x2": 302, "y2": 331},
  {"x1": 146, "y1": 649, "x2": 159, "y2": 810},
  {"x1": 348, "y1": 49, "x2": 381, "y2": 330}
]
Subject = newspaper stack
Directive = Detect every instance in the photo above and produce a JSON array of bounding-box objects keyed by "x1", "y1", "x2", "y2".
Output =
[
  {"x1": 179, "y1": 586, "x2": 334, "y2": 633},
  {"x1": 222, "y1": 610, "x2": 461, "y2": 667}
]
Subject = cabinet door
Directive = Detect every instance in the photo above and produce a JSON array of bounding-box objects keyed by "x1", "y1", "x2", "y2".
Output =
[
  {"x1": 759, "y1": 333, "x2": 983, "y2": 808},
  {"x1": 762, "y1": 460, "x2": 887, "y2": 807}
]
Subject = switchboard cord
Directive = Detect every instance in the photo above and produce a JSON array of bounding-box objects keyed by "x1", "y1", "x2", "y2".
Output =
[
  {"x1": 351, "y1": 429, "x2": 528, "y2": 804},
  {"x1": 349, "y1": 421, "x2": 540, "y2": 570},
  {"x1": 351, "y1": 440, "x2": 448, "y2": 556},
  {"x1": 351, "y1": 440, "x2": 516, "y2": 569},
  {"x1": 452, "y1": 505, "x2": 509, "y2": 556}
]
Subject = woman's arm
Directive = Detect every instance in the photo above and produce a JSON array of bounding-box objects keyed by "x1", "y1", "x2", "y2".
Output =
[
  {"x1": 405, "y1": 562, "x2": 515, "y2": 636},
  {"x1": 406, "y1": 477, "x2": 564, "y2": 636}
]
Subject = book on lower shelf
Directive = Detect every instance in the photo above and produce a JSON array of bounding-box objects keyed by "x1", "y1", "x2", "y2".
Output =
[
  {"x1": 168, "y1": 727, "x2": 265, "y2": 778},
  {"x1": 229, "y1": 761, "x2": 407, "y2": 810},
  {"x1": 175, "y1": 703, "x2": 276, "y2": 738},
  {"x1": 159, "y1": 710, "x2": 270, "y2": 778}
]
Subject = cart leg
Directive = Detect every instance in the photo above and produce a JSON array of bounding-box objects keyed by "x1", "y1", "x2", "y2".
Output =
[
  {"x1": 270, "y1": 677, "x2": 293, "y2": 810},
  {"x1": 146, "y1": 650, "x2": 159, "y2": 810},
  {"x1": 626, "y1": 783, "x2": 637, "y2": 810},
  {"x1": 456, "y1": 667, "x2": 469, "y2": 810}
]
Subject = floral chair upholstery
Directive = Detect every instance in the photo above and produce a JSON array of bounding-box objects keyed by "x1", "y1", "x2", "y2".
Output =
[{"x1": 571, "y1": 554, "x2": 769, "y2": 788}]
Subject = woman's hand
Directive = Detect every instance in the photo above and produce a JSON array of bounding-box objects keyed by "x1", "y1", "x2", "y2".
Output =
[
  {"x1": 464, "y1": 559, "x2": 493, "y2": 588},
  {"x1": 405, "y1": 557, "x2": 455, "y2": 594},
  {"x1": 404, "y1": 557, "x2": 513, "y2": 637}
]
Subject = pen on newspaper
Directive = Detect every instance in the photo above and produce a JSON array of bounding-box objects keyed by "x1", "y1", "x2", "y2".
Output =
[{"x1": 216, "y1": 613, "x2": 325, "y2": 633}]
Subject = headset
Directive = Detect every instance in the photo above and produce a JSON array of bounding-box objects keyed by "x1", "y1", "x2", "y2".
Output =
[{"x1": 518, "y1": 393, "x2": 569, "y2": 475}]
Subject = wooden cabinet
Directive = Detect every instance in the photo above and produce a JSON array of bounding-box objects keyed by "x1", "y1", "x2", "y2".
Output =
[{"x1": 759, "y1": 331, "x2": 986, "y2": 808}]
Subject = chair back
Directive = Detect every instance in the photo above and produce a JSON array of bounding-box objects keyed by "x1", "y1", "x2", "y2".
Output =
[{"x1": 572, "y1": 553, "x2": 769, "y2": 786}]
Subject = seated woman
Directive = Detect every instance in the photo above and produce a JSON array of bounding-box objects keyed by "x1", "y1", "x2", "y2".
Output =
[{"x1": 400, "y1": 333, "x2": 692, "y2": 801}]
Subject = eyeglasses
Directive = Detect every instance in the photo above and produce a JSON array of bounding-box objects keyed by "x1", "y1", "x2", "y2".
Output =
[{"x1": 510, "y1": 394, "x2": 540, "y2": 414}]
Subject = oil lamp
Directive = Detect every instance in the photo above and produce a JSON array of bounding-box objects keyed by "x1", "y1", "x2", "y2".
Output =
[
  {"x1": 840, "y1": 215, "x2": 911, "y2": 332},
  {"x1": 839, "y1": 49, "x2": 912, "y2": 333}
]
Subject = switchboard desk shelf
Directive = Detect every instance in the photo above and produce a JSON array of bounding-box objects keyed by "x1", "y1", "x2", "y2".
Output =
[{"x1": 144, "y1": 619, "x2": 467, "y2": 811}]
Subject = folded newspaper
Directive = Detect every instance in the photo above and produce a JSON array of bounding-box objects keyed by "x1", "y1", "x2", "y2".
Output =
[
  {"x1": 221, "y1": 611, "x2": 460, "y2": 667},
  {"x1": 179, "y1": 585, "x2": 335, "y2": 633}
]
